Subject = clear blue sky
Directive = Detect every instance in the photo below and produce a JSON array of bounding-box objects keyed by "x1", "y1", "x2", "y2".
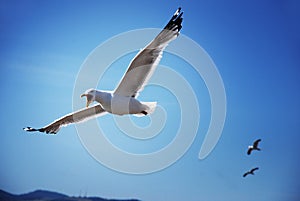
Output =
[{"x1": 1, "y1": 0, "x2": 300, "y2": 201}]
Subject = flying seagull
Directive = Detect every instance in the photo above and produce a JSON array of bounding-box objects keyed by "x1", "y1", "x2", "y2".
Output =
[
  {"x1": 243, "y1": 167, "x2": 259, "y2": 177},
  {"x1": 247, "y1": 139, "x2": 261, "y2": 155},
  {"x1": 23, "y1": 7, "x2": 183, "y2": 134}
]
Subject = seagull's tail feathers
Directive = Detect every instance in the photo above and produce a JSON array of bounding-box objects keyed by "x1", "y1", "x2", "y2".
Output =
[
  {"x1": 149, "y1": 7, "x2": 183, "y2": 49},
  {"x1": 144, "y1": 101, "x2": 157, "y2": 115},
  {"x1": 134, "y1": 102, "x2": 157, "y2": 117}
]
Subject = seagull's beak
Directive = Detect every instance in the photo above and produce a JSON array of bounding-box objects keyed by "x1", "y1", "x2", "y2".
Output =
[{"x1": 80, "y1": 93, "x2": 92, "y2": 108}]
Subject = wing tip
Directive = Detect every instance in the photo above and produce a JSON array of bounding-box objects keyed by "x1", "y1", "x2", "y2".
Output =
[
  {"x1": 174, "y1": 7, "x2": 182, "y2": 16},
  {"x1": 164, "y1": 7, "x2": 183, "y2": 32},
  {"x1": 23, "y1": 126, "x2": 57, "y2": 134},
  {"x1": 23, "y1": 127, "x2": 37, "y2": 132}
]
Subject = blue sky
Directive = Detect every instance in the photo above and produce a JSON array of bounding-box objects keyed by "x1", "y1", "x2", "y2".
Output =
[{"x1": 1, "y1": 0, "x2": 300, "y2": 201}]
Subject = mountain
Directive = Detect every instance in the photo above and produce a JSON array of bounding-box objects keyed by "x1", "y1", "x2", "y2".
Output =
[
  {"x1": 0, "y1": 189, "x2": 16, "y2": 201},
  {"x1": 18, "y1": 190, "x2": 67, "y2": 200},
  {"x1": 0, "y1": 189, "x2": 141, "y2": 201}
]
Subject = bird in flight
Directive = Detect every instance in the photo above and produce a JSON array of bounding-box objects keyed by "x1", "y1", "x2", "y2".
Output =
[
  {"x1": 247, "y1": 139, "x2": 261, "y2": 155},
  {"x1": 243, "y1": 167, "x2": 259, "y2": 177},
  {"x1": 24, "y1": 7, "x2": 183, "y2": 134}
]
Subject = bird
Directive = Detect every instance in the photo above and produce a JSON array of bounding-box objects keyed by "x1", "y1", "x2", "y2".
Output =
[
  {"x1": 247, "y1": 139, "x2": 261, "y2": 155},
  {"x1": 243, "y1": 167, "x2": 259, "y2": 177},
  {"x1": 23, "y1": 7, "x2": 183, "y2": 134}
]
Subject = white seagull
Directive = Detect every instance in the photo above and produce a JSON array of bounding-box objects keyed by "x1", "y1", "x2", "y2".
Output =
[
  {"x1": 247, "y1": 139, "x2": 262, "y2": 155},
  {"x1": 24, "y1": 7, "x2": 183, "y2": 134}
]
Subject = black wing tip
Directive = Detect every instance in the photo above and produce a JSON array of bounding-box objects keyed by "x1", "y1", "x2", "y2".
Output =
[
  {"x1": 175, "y1": 7, "x2": 182, "y2": 15},
  {"x1": 164, "y1": 7, "x2": 183, "y2": 32},
  {"x1": 23, "y1": 126, "x2": 56, "y2": 134},
  {"x1": 23, "y1": 127, "x2": 38, "y2": 132}
]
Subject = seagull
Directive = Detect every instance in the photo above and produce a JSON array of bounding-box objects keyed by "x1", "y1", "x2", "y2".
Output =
[
  {"x1": 23, "y1": 7, "x2": 183, "y2": 134},
  {"x1": 247, "y1": 139, "x2": 262, "y2": 155},
  {"x1": 243, "y1": 167, "x2": 259, "y2": 177}
]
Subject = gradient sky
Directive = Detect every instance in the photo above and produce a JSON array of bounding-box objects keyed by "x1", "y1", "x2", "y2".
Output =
[{"x1": 1, "y1": 0, "x2": 300, "y2": 201}]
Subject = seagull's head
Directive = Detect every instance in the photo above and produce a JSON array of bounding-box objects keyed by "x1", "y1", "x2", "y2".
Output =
[{"x1": 81, "y1": 88, "x2": 96, "y2": 107}]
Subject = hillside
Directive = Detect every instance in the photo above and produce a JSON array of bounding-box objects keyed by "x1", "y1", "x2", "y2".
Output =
[{"x1": 0, "y1": 189, "x2": 141, "y2": 201}]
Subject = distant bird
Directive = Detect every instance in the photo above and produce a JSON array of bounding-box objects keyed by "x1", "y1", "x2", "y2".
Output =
[
  {"x1": 243, "y1": 167, "x2": 259, "y2": 177},
  {"x1": 23, "y1": 7, "x2": 183, "y2": 134},
  {"x1": 247, "y1": 139, "x2": 261, "y2": 155}
]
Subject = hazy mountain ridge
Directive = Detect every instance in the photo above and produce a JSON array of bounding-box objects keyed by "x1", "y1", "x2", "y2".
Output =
[{"x1": 0, "y1": 189, "x2": 141, "y2": 201}]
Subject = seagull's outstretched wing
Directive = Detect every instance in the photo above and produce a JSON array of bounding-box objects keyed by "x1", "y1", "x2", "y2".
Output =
[
  {"x1": 113, "y1": 7, "x2": 183, "y2": 98},
  {"x1": 253, "y1": 139, "x2": 261, "y2": 148},
  {"x1": 24, "y1": 104, "x2": 107, "y2": 134},
  {"x1": 247, "y1": 147, "x2": 254, "y2": 155},
  {"x1": 243, "y1": 172, "x2": 249, "y2": 177},
  {"x1": 251, "y1": 167, "x2": 259, "y2": 173}
]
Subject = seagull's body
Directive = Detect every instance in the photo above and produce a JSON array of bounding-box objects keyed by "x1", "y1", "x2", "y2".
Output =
[
  {"x1": 24, "y1": 7, "x2": 183, "y2": 134},
  {"x1": 83, "y1": 90, "x2": 156, "y2": 116},
  {"x1": 247, "y1": 139, "x2": 262, "y2": 155},
  {"x1": 243, "y1": 167, "x2": 259, "y2": 177}
]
